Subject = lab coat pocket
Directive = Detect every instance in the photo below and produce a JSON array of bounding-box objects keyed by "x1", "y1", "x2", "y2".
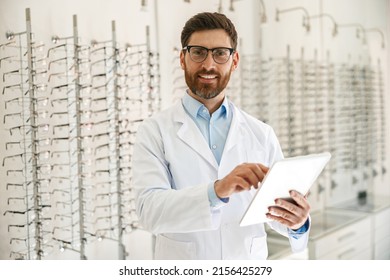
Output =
[
  {"x1": 154, "y1": 234, "x2": 197, "y2": 260},
  {"x1": 249, "y1": 235, "x2": 268, "y2": 259}
]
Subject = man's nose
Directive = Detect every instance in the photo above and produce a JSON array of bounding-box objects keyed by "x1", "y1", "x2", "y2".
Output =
[{"x1": 201, "y1": 51, "x2": 216, "y2": 69}]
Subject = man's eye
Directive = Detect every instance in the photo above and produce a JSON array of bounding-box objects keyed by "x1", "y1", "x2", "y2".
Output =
[
  {"x1": 214, "y1": 49, "x2": 228, "y2": 56},
  {"x1": 192, "y1": 49, "x2": 204, "y2": 56}
]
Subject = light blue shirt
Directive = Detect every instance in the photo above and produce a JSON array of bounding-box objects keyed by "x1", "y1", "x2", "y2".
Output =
[
  {"x1": 182, "y1": 92, "x2": 231, "y2": 208},
  {"x1": 182, "y1": 92, "x2": 232, "y2": 165},
  {"x1": 182, "y1": 92, "x2": 308, "y2": 235}
]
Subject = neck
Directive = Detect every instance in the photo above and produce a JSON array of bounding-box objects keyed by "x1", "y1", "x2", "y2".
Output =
[{"x1": 188, "y1": 90, "x2": 225, "y2": 114}]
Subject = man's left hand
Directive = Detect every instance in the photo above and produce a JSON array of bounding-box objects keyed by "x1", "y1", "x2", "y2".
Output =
[{"x1": 266, "y1": 190, "x2": 310, "y2": 230}]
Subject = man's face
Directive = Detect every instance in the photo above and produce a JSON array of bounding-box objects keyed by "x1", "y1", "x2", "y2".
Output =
[{"x1": 180, "y1": 29, "x2": 239, "y2": 100}]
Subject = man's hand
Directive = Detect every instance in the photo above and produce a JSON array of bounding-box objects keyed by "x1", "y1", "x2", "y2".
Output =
[
  {"x1": 214, "y1": 163, "x2": 269, "y2": 199},
  {"x1": 266, "y1": 190, "x2": 310, "y2": 230}
]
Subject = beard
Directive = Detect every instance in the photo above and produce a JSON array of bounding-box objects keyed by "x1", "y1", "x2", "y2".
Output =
[{"x1": 184, "y1": 68, "x2": 232, "y2": 100}]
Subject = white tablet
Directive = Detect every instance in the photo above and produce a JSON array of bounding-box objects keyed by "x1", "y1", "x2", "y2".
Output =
[{"x1": 240, "y1": 152, "x2": 331, "y2": 227}]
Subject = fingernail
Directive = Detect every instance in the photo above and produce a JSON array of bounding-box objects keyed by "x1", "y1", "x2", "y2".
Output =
[{"x1": 268, "y1": 208, "x2": 275, "y2": 215}]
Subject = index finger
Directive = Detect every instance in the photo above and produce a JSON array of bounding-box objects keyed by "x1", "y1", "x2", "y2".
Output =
[
  {"x1": 257, "y1": 163, "x2": 269, "y2": 174},
  {"x1": 246, "y1": 163, "x2": 269, "y2": 183}
]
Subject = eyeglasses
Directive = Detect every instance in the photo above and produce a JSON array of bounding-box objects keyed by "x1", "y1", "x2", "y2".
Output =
[{"x1": 182, "y1": 45, "x2": 234, "y2": 64}]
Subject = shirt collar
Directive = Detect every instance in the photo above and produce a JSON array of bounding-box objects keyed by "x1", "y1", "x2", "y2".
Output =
[{"x1": 182, "y1": 91, "x2": 230, "y2": 120}]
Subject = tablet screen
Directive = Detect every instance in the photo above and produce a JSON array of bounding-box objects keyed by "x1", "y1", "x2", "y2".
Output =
[{"x1": 240, "y1": 152, "x2": 331, "y2": 227}]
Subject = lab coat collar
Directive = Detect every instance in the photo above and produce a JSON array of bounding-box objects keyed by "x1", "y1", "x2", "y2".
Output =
[
  {"x1": 182, "y1": 91, "x2": 230, "y2": 120},
  {"x1": 174, "y1": 102, "x2": 219, "y2": 169},
  {"x1": 173, "y1": 100, "x2": 246, "y2": 170}
]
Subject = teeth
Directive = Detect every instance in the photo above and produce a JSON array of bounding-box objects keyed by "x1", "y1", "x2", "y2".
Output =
[{"x1": 199, "y1": 75, "x2": 216, "y2": 79}]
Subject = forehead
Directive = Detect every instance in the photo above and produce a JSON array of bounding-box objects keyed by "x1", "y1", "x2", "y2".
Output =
[{"x1": 187, "y1": 29, "x2": 232, "y2": 48}]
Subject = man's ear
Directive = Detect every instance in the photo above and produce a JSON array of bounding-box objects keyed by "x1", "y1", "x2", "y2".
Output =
[
  {"x1": 232, "y1": 51, "x2": 239, "y2": 71},
  {"x1": 180, "y1": 51, "x2": 185, "y2": 70}
]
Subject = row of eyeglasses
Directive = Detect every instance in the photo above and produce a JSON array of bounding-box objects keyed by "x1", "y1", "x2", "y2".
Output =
[
  {"x1": 239, "y1": 52, "x2": 386, "y2": 200},
  {"x1": 1, "y1": 29, "x2": 160, "y2": 259}
]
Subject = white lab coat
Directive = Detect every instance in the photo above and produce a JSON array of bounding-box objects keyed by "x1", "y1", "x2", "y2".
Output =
[{"x1": 132, "y1": 100, "x2": 309, "y2": 259}]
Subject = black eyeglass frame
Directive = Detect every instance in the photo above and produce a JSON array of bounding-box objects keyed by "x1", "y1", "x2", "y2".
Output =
[{"x1": 182, "y1": 45, "x2": 235, "y2": 64}]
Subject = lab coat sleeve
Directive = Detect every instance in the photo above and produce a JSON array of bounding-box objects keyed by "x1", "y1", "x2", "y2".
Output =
[
  {"x1": 287, "y1": 216, "x2": 311, "y2": 253},
  {"x1": 267, "y1": 217, "x2": 311, "y2": 253},
  {"x1": 132, "y1": 118, "x2": 215, "y2": 235}
]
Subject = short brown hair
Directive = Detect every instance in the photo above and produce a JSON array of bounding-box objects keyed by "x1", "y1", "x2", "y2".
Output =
[{"x1": 181, "y1": 12, "x2": 238, "y2": 49}]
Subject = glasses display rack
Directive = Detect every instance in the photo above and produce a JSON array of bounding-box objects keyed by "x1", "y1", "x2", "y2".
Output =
[
  {"x1": 240, "y1": 46, "x2": 386, "y2": 205},
  {"x1": 377, "y1": 59, "x2": 386, "y2": 178},
  {"x1": 1, "y1": 8, "x2": 51, "y2": 260},
  {"x1": 1, "y1": 8, "x2": 160, "y2": 260},
  {"x1": 170, "y1": 47, "x2": 186, "y2": 103},
  {"x1": 46, "y1": 14, "x2": 92, "y2": 260},
  {"x1": 239, "y1": 54, "x2": 266, "y2": 120}
]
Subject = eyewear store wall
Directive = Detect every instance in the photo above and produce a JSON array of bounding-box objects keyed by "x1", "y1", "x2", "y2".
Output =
[{"x1": 0, "y1": 0, "x2": 389, "y2": 260}]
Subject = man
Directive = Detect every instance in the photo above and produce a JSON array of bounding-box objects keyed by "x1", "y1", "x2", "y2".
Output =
[{"x1": 132, "y1": 12, "x2": 310, "y2": 260}]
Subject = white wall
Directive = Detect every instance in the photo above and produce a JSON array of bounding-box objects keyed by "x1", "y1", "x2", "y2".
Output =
[{"x1": 0, "y1": 0, "x2": 389, "y2": 260}]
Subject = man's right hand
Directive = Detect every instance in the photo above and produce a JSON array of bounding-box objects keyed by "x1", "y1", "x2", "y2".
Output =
[{"x1": 214, "y1": 163, "x2": 269, "y2": 199}]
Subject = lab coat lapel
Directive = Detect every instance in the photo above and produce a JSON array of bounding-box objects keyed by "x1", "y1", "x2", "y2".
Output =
[
  {"x1": 223, "y1": 105, "x2": 246, "y2": 153},
  {"x1": 174, "y1": 103, "x2": 218, "y2": 169},
  {"x1": 218, "y1": 104, "x2": 247, "y2": 178}
]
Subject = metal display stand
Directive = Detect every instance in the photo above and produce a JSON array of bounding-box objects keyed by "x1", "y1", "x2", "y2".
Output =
[
  {"x1": 1, "y1": 8, "x2": 160, "y2": 260},
  {"x1": 240, "y1": 45, "x2": 386, "y2": 207}
]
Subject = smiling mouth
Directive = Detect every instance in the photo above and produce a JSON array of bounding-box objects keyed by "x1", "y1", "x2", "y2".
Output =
[
  {"x1": 197, "y1": 73, "x2": 218, "y2": 83},
  {"x1": 198, "y1": 74, "x2": 217, "y2": 79}
]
